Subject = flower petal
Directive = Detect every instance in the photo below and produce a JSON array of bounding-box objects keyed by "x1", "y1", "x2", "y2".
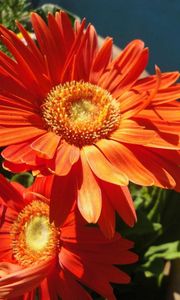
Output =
[
  {"x1": 134, "y1": 71, "x2": 179, "y2": 91},
  {"x1": 98, "y1": 193, "x2": 115, "y2": 239},
  {"x1": 101, "y1": 181, "x2": 137, "y2": 227},
  {"x1": 57, "y1": 269, "x2": 92, "y2": 300},
  {"x1": 0, "y1": 259, "x2": 55, "y2": 299},
  {"x1": 83, "y1": 145, "x2": 129, "y2": 186},
  {"x1": 0, "y1": 109, "x2": 42, "y2": 126},
  {"x1": 110, "y1": 121, "x2": 156, "y2": 145},
  {"x1": 90, "y1": 37, "x2": 113, "y2": 83},
  {"x1": 77, "y1": 151, "x2": 102, "y2": 223},
  {"x1": 31, "y1": 131, "x2": 60, "y2": 159},
  {"x1": 130, "y1": 145, "x2": 178, "y2": 189},
  {"x1": 0, "y1": 174, "x2": 25, "y2": 211},
  {"x1": 0, "y1": 127, "x2": 46, "y2": 147},
  {"x1": 48, "y1": 143, "x2": 80, "y2": 176},
  {"x1": 50, "y1": 174, "x2": 76, "y2": 226},
  {"x1": 59, "y1": 248, "x2": 115, "y2": 299},
  {"x1": 97, "y1": 139, "x2": 154, "y2": 186}
]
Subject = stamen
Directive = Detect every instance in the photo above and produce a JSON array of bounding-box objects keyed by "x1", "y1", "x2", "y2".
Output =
[
  {"x1": 11, "y1": 200, "x2": 59, "y2": 267},
  {"x1": 42, "y1": 81, "x2": 121, "y2": 147}
]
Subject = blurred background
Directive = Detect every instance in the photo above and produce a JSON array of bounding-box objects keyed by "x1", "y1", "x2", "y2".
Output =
[{"x1": 31, "y1": 0, "x2": 180, "y2": 74}]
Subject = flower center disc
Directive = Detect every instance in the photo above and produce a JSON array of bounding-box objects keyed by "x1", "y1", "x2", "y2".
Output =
[
  {"x1": 25, "y1": 216, "x2": 51, "y2": 251},
  {"x1": 11, "y1": 200, "x2": 59, "y2": 266},
  {"x1": 42, "y1": 81, "x2": 121, "y2": 147}
]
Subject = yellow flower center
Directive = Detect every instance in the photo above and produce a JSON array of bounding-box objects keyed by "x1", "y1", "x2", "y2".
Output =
[
  {"x1": 11, "y1": 200, "x2": 59, "y2": 267},
  {"x1": 42, "y1": 81, "x2": 120, "y2": 147}
]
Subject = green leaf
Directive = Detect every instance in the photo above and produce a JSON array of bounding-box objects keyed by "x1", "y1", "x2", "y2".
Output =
[
  {"x1": 11, "y1": 172, "x2": 34, "y2": 188},
  {"x1": 145, "y1": 241, "x2": 180, "y2": 261},
  {"x1": 135, "y1": 241, "x2": 180, "y2": 284}
]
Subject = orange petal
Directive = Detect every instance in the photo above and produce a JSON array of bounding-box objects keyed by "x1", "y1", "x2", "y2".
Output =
[
  {"x1": 31, "y1": 131, "x2": 60, "y2": 159},
  {"x1": 146, "y1": 131, "x2": 180, "y2": 149},
  {"x1": 57, "y1": 269, "x2": 92, "y2": 300},
  {"x1": 31, "y1": 13, "x2": 60, "y2": 85},
  {"x1": 90, "y1": 37, "x2": 113, "y2": 83},
  {"x1": 0, "y1": 108, "x2": 42, "y2": 126},
  {"x1": 50, "y1": 174, "x2": 76, "y2": 226},
  {"x1": 112, "y1": 39, "x2": 145, "y2": 72},
  {"x1": 60, "y1": 18, "x2": 86, "y2": 82},
  {"x1": 2, "y1": 160, "x2": 31, "y2": 173},
  {"x1": 152, "y1": 84, "x2": 180, "y2": 105},
  {"x1": 48, "y1": 143, "x2": 80, "y2": 176},
  {"x1": 134, "y1": 71, "x2": 179, "y2": 91},
  {"x1": 102, "y1": 40, "x2": 148, "y2": 93},
  {"x1": 110, "y1": 124, "x2": 156, "y2": 145},
  {"x1": 0, "y1": 33, "x2": 45, "y2": 99},
  {"x1": 97, "y1": 139, "x2": 154, "y2": 186},
  {"x1": 0, "y1": 174, "x2": 25, "y2": 211},
  {"x1": 98, "y1": 192, "x2": 115, "y2": 239},
  {"x1": 0, "y1": 127, "x2": 46, "y2": 147},
  {"x1": 83, "y1": 145, "x2": 129, "y2": 186},
  {"x1": 101, "y1": 181, "x2": 137, "y2": 227},
  {"x1": 119, "y1": 91, "x2": 149, "y2": 119},
  {"x1": 115, "y1": 47, "x2": 149, "y2": 91},
  {"x1": 0, "y1": 23, "x2": 49, "y2": 96},
  {"x1": 56, "y1": 11, "x2": 75, "y2": 54},
  {"x1": 77, "y1": 150, "x2": 102, "y2": 223},
  {"x1": 129, "y1": 145, "x2": 177, "y2": 189},
  {"x1": 59, "y1": 248, "x2": 115, "y2": 299},
  {"x1": 28, "y1": 175, "x2": 54, "y2": 201},
  {"x1": 0, "y1": 259, "x2": 55, "y2": 299},
  {"x1": 2, "y1": 141, "x2": 33, "y2": 163},
  {"x1": 136, "y1": 106, "x2": 180, "y2": 122}
]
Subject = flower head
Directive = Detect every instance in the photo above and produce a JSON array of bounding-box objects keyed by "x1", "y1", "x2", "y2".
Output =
[
  {"x1": 0, "y1": 175, "x2": 137, "y2": 299},
  {"x1": 0, "y1": 12, "x2": 179, "y2": 233}
]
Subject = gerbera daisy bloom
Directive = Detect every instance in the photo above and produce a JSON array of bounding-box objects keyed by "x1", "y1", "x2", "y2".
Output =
[
  {"x1": 0, "y1": 12, "x2": 179, "y2": 232},
  {"x1": 0, "y1": 174, "x2": 137, "y2": 300}
]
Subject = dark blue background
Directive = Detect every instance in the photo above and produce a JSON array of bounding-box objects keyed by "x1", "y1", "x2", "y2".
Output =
[{"x1": 31, "y1": 0, "x2": 180, "y2": 73}]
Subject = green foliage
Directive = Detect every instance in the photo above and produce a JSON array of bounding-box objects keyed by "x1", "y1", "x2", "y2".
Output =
[
  {"x1": 123, "y1": 186, "x2": 180, "y2": 272},
  {"x1": 0, "y1": 0, "x2": 31, "y2": 55},
  {"x1": 0, "y1": 0, "x2": 30, "y2": 31},
  {"x1": 11, "y1": 172, "x2": 34, "y2": 188},
  {"x1": 115, "y1": 185, "x2": 180, "y2": 300}
]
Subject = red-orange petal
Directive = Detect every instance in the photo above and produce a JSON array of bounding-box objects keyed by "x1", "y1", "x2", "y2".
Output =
[
  {"x1": 89, "y1": 37, "x2": 113, "y2": 83},
  {"x1": 0, "y1": 127, "x2": 46, "y2": 147},
  {"x1": 129, "y1": 145, "x2": 177, "y2": 189},
  {"x1": 77, "y1": 150, "x2": 102, "y2": 223},
  {"x1": 97, "y1": 139, "x2": 154, "y2": 186},
  {"x1": 0, "y1": 259, "x2": 55, "y2": 299},
  {"x1": 0, "y1": 174, "x2": 25, "y2": 211},
  {"x1": 48, "y1": 142, "x2": 80, "y2": 176},
  {"x1": 98, "y1": 192, "x2": 115, "y2": 239},
  {"x1": 0, "y1": 108, "x2": 42, "y2": 126},
  {"x1": 83, "y1": 145, "x2": 129, "y2": 186},
  {"x1": 101, "y1": 182, "x2": 137, "y2": 227},
  {"x1": 110, "y1": 123, "x2": 156, "y2": 145},
  {"x1": 31, "y1": 131, "x2": 60, "y2": 159},
  {"x1": 50, "y1": 174, "x2": 76, "y2": 226},
  {"x1": 134, "y1": 71, "x2": 179, "y2": 91}
]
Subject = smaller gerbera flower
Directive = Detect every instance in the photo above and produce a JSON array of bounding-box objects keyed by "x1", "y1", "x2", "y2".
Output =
[{"x1": 0, "y1": 175, "x2": 137, "y2": 300}]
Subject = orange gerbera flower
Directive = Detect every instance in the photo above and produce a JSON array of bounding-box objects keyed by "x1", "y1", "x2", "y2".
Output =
[
  {"x1": 0, "y1": 175, "x2": 137, "y2": 300},
  {"x1": 0, "y1": 12, "x2": 180, "y2": 232}
]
